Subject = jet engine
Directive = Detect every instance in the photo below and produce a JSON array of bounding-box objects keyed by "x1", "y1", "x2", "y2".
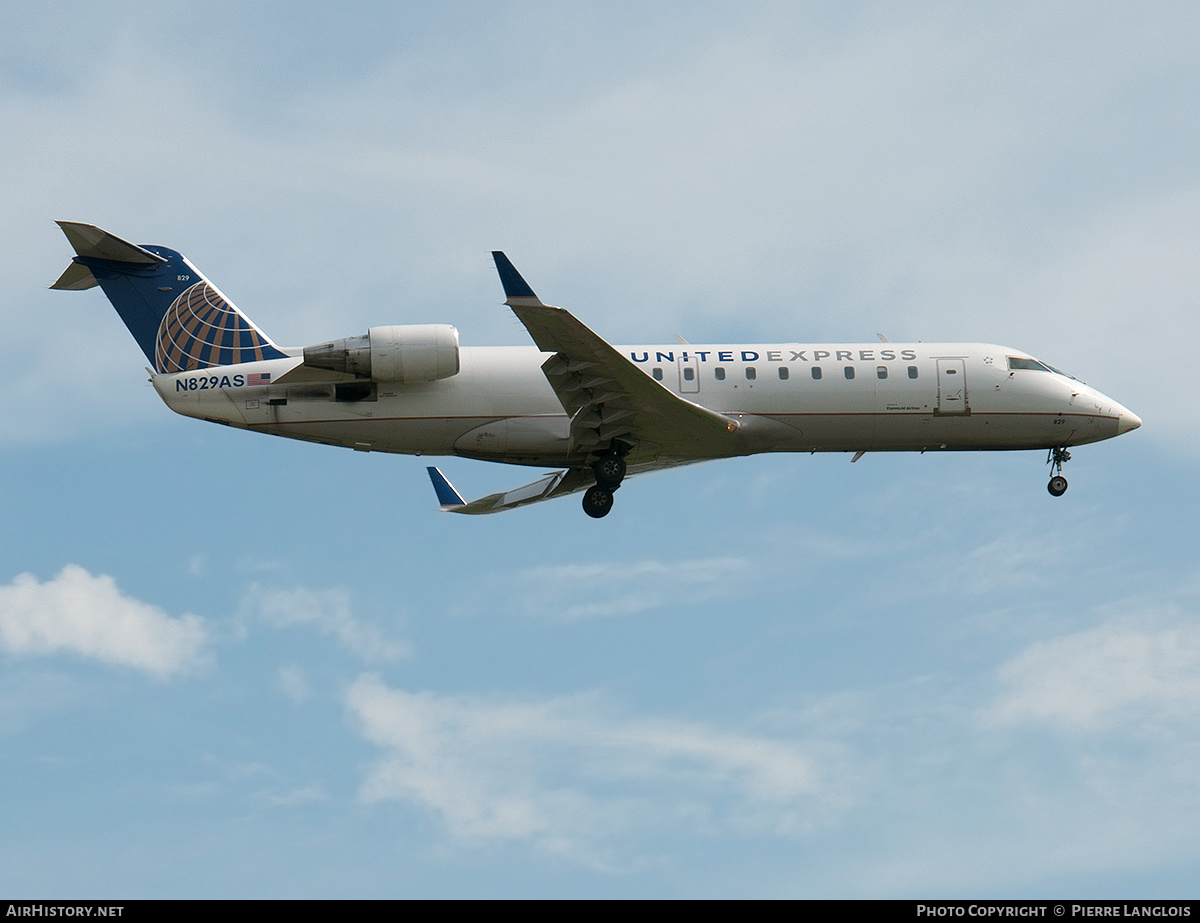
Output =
[{"x1": 302, "y1": 324, "x2": 459, "y2": 382}]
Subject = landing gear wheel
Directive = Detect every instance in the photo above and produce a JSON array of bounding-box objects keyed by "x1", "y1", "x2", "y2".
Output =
[
  {"x1": 583, "y1": 485, "x2": 614, "y2": 518},
  {"x1": 593, "y1": 454, "x2": 627, "y2": 489},
  {"x1": 1046, "y1": 446, "x2": 1071, "y2": 498}
]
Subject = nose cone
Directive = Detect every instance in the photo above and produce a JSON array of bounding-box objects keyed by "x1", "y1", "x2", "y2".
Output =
[{"x1": 1118, "y1": 409, "x2": 1142, "y2": 435}]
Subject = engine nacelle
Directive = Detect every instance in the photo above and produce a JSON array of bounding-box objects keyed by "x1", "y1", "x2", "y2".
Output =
[{"x1": 302, "y1": 324, "x2": 460, "y2": 382}]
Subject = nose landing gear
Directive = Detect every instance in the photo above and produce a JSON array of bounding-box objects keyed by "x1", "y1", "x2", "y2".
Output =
[{"x1": 1047, "y1": 447, "x2": 1071, "y2": 497}]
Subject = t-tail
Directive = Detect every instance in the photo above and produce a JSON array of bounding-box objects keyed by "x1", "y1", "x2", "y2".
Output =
[{"x1": 51, "y1": 221, "x2": 286, "y2": 372}]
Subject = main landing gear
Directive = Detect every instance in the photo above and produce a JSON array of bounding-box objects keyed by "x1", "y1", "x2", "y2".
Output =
[
  {"x1": 583, "y1": 452, "x2": 628, "y2": 519},
  {"x1": 1047, "y1": 447, "x2": 1071, "y2": 497}
]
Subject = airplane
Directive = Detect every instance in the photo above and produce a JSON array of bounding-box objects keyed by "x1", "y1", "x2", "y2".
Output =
[{"x1": 52, "y1": 221, "x2": 1142, "y2": 518}]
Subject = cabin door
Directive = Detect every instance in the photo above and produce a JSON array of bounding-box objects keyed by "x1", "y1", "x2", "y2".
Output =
[{"x1": 936, "y1": 359, "x2": 968, "y2": 414}]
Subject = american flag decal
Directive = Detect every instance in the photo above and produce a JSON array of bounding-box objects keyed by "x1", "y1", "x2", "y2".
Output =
[{"x1": 247, "y1": 373, "x2": 271, "y2": 386}]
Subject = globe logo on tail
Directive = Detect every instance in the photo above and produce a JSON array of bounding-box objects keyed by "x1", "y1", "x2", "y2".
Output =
[{"x1": 154, "y1": 281, "x2": 282, "y2": 373}]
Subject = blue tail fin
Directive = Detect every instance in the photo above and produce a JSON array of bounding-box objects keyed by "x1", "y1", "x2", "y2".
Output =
[{"x1": 52, "y1": 221, "x2": 287, "y2": 373}]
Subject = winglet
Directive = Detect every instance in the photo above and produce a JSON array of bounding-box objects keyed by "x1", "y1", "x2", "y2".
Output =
[
  {"x1": 491, "y1": 251, "x2": 546, "y2": 307},
  {"x1": 426, "y1": 466, "x2": 466, "y2": 510}
]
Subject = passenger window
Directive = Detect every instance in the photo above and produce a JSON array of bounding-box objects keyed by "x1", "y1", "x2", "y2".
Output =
[
  {"x1": 652, "y1": 368, "x2": 663, "y2": 381},
  {"x1": 778, "y1": 367, "x2": 789, "y2": 380},
  {"x1": 715, "y1": 367, "x2": 726, "y2": 380},
  {"x1": 812, "y1": 366, "x2": 822, "y2": 380},
  {"x1": 746, "y1": 367, "x2": 757, "y2": 380},
  {"x1": 908, "y1": 366, "x2": 919, "y2": 379},
  {"x1": 683, "y1": 367, "x2": 695, "y2": 381},
  {"x1": 844, "y1": 366, "x2": 855, "y2": 380},
  {"x1": 877, "y1": 366, "x2": 888, "y2": 379}
]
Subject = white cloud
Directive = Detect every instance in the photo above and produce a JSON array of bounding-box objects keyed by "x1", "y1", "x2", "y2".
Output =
[
  {"x1": 0, "y1": 565, "x2": 207, "y2": 677},
  {"x1": 981, "y1": 617, "x2": 1200, "y2": 731},
  {"x1": 247, "y1": 585, "x2": 410, "y2": 661},
  {"x1": 346, "y1": 674, "x2": 835, "y2": 861}
]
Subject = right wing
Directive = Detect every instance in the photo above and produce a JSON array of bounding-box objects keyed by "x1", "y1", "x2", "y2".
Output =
[{"x1": 425, "y1": 254, "x2": 743, "y2": 515}]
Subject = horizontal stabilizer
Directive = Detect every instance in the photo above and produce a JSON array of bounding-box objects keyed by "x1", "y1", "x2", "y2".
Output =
[
  {"x1": 50, "y1": 260, "x2": 100, "y2": 291},
  {"x1": 55, "y1": 220, "x2": 166, "y2": 266},
  {"x1": 51, "y1": 220, "x2": 167, "y2": 292}
]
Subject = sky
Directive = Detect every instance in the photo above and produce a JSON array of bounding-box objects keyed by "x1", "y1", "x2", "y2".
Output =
[{"x1": 1, "y1": 0, "x2": 1198, "y2": 898}]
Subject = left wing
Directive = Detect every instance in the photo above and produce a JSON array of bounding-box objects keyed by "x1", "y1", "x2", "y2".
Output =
[
  {"x1": 491, "y1": 252, "x2": 739, "y2": 466},
  {"x1": 427, "y1": 466, "x2": 594, "y2": 515},
  {"x1": 425, "y1": 460, "x2": 699, "y2": 515}
]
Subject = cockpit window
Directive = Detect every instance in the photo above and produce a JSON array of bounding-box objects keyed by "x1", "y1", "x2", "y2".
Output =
[
  {"x1": 1007, "y1": 356, "x2": 1074, "y2": 378},
  {"x1": 1007, "y1": 356, "x2": 1052, "y2": 372}
]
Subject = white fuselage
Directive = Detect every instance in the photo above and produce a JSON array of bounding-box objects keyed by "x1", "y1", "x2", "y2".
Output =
[{"x1": 154, "y1": 341, "x2": 1139, "y2": 468}]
